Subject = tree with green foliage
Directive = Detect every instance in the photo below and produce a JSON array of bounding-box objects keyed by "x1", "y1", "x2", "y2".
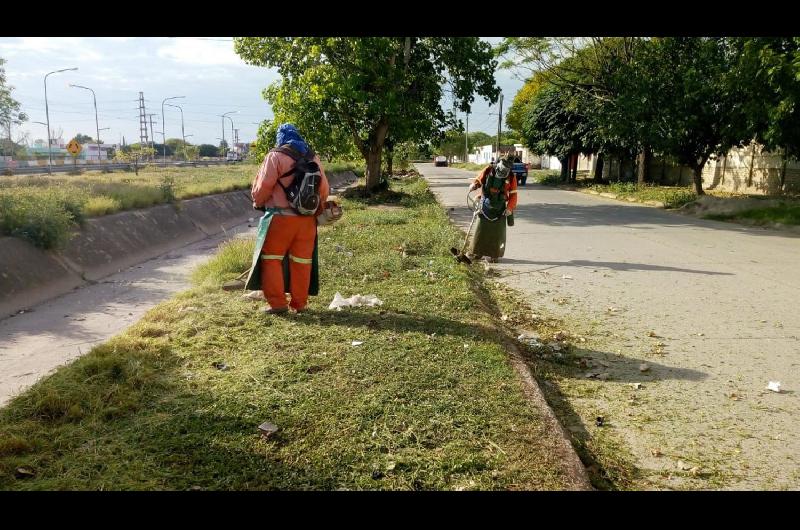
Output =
[
  {"x1": 1, "y1": 57, "x2": 27, "y2": 159},
  {"x1": 198, "y1": 144, "x2": 219, "y2": 158},
  {"x1": 72, "y1": 133, "x2": 94, "y2": 144},
  {"x1": 234, "y1": 37, "x2": 500, "y2": 190},
  {"x1": 627, "y1": 38, "x2": 752, "y2": 195},
  {"x1": 114, "y1": 144, "x2": 154, "y2": 175},
  {"x1": 436, "y1": 127, "x2": 466, "y2": 162},
  {"x1": 521, "y1": 84, "x2": 601, "y2": 182},
  {"x1": 505, "y1": 72, "x2": 550, "y2": 133},
  {"x1": 734, "y1": 38, "x2": 800, "y2": 190},
  {"x1": 467, "y1": 131, "x2": 493, "y2": 151}
]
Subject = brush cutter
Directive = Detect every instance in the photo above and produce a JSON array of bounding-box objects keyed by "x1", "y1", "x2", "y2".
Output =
[{"x1": 450, "y1": 189, "x2": 481, "y2": 264}]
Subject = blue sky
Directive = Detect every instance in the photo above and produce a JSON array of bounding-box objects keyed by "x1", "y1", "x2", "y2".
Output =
[{"x1": 0, "y1": 37, "x2": 523, "y2": 147}]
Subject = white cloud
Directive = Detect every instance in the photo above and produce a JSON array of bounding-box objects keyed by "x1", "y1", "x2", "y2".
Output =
[
  {"x1": 0, "y1": 37, "x2": 103, "y2": 61},
  {"x1": 156, "y1": 38, "x2": 246, "y2": 66}
]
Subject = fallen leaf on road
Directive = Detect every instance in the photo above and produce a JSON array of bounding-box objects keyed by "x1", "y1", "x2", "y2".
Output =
[
  {"x1": 650, "y1": 448, "x2": 663, "y2": 457},
  {"x1": 647, "y1": 331, "x2": 659, "y2": 337}
]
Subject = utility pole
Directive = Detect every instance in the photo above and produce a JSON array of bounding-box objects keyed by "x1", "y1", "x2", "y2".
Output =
[
  {"x1": 147, "y1": 114, "x2": 157, "y2": 160},
  {"x1": 496, "y1": 93, "x2": 503, "y2": 162}
]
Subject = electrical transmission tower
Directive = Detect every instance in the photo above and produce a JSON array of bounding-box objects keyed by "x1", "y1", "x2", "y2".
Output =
[{"x1": 137, "y1": 92, "x2": 149, "y2": 147}]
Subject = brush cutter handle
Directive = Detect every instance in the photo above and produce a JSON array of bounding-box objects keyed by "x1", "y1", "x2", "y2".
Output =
[{"x1": 466, "y1": 189, "x2": 480, "y2": 211}]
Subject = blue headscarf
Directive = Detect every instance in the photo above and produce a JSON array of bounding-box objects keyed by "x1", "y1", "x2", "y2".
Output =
[{"x1": 275, "y1": 123, "x2": 309, "y2": 155}]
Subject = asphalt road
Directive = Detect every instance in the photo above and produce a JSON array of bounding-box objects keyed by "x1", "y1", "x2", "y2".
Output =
[{"x1": 419, "y1": 163, "x2": 800, "y2": 490}]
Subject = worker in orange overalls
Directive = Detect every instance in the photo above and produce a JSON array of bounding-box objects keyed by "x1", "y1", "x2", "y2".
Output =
[{"x1": 249, "y1": 124, "x2": 329, "y2": 314}]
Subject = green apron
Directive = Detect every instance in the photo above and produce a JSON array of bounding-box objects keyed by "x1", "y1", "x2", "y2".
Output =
[
  {"x1": 468, "y1": 214, "x2": 506, "y2": 259},
  {"x1": 244, "y1": 210, "x2": 320, "y2": 295},
  {"x1": 468, "y1": 170, "x2": 509, "y2": 259}
]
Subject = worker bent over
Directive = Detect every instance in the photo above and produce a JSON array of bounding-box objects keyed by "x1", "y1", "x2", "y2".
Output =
[{"x1": 467, "y1": 157, "x2": 518, "y2": 262}]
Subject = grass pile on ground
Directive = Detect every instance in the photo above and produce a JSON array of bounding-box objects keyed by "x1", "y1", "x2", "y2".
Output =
[{"x1": 0, "y1": 175, "x2": 574, "y2": 490}]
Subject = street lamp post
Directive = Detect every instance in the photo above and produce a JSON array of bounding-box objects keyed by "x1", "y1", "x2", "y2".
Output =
[
  {"x1": 220, "y1": 111, "x2": 237, "y2": 160},
  {"x1": 161, "y1": 96, "x2": 185, "y2": 166},
  {"x1": 44, "y1": 67, "x2": 78, "y2": 174},
  {"x1": 69, "y1": 84, "x2": 100, "y2": 162},
  {"x1": 165, "y1": 103, "x2": 186, "y2": 160}
]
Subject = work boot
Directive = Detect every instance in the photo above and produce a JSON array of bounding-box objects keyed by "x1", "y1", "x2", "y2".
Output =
[{"x1": 262, "y1": 306, "x2": 289, "y2": 315}]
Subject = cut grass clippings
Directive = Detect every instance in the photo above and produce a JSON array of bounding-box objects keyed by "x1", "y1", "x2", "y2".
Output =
[{"x1": 0, "y1": 175, "x2": 575, "y2": 490}]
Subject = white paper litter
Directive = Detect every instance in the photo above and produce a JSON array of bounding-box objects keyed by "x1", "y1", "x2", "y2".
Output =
[
  {"x1": 766, "y1": 381, "x2": 782, "y2": 393},
  {"x1": 328, "y1": 292, "x2": 383, "y2": 311},
  {"x1": 351, "y1": 341, "x2": 364, "y2": 346},
  {"x1": 241, "y1": 291, "x2": 265, "y2": 300}
]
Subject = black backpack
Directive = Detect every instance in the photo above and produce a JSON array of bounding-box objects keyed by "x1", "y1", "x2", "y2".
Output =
[{"x1": 270, "y1": 145, "x2": 322, "y2": 216}]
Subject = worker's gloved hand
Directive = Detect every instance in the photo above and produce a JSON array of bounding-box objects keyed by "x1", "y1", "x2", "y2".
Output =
[
  {"x1": 503, "y1": 208, "x2": 512, "y2": 217},
  {"x1": 469, "y1": 182, "x2": 479, "y2": 191}
]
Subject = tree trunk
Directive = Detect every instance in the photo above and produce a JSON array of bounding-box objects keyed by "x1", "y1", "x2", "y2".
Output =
[
  {"x1": 559, "y1": 157, "x2": 569, "y2": 182},
  {"x1": 362, "y1": 119, "x2": 389, "y2": 191},
  {"x1": 365, "y1": 148, "x2": 383, "y2": 190},
  {"x1": 570, "y1": 154, "x2": 578, "y2": 182},
  {"x1": 595, "y1": 153, "x2": 605, "y2": 184},
  {"x1": 387, "y1": 149, "x2": 393, "y2": 177},
  {"x1": 636, "y1": 146, "x2": 650, "y2": 186},
  {"x1": 692, "y1": 165, "x2": 705, "y2": 195}
]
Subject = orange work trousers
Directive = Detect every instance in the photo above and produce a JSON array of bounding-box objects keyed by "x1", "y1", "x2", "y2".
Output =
[{"x1": 260, "y1": 214, "x2": 316, "y2": 310}]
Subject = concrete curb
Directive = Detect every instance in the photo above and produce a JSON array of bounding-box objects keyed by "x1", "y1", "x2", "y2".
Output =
[{"x1": 502, "y1": 338, "x2": 594, "y2": 490}]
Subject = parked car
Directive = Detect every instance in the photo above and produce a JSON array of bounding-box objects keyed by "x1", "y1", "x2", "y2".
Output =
[
  {"x1": 434, "y1": 155, "x2": 448, "y2": 167},
  {"x1": 511, "y1": 157, "x2": 528, "y2": 185}
]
